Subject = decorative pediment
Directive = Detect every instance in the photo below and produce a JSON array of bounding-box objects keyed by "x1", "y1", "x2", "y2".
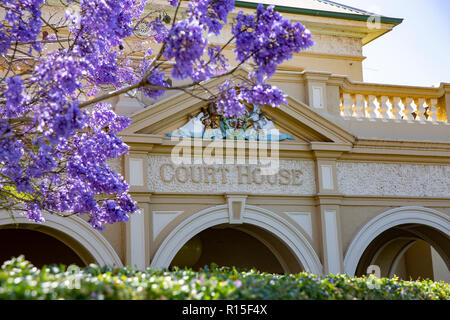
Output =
[
  {"x1": 121, "y1": 68, "x2": 355, "y2": 144},
  {"x1": 122, "y1": 91, "x2": 354, "y2": 145}
]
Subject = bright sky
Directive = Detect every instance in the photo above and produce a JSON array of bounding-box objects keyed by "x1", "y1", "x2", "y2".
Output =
[
  {"x1": 252, "y1": 0, "x2": 450, "y2": 87},
  {"x1": 318, "y1": 0, "x2": 450, "y2": 87}
]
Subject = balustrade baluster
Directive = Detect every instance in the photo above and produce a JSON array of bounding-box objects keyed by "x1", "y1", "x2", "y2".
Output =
[
  {"x1": 366, "y1": 95, "x2": 377, "y2": 118},
  {"x1": 378, "y1": 96, "x2": 389, "y2": 119},
  {"x1": 404, "y1": 97, "x2": 415, "y2": 120},
  {"x1": 391, "y1": 97, "x2": 402, "y2": 119},
  {"x1": 353, "y1": 94, "x2": 365, "y2": 118},
  {"x1": 415, "y1": 98, "x2": 426, "y2": 121},
  {"x1": 428, "y1": 98, "x2": 439, "y2": 121},
  {"x1": 342, "y1": 93, "x2": 353, "y2": 117}
]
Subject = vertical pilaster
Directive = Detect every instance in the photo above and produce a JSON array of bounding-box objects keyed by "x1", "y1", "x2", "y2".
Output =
[
  {"x1": 304, "y1": 72, "x2": 332, "y2": 113},
  {"x1": 125, "y1": 194, "x2": 152, "y2": 269},
  {"x1": 320, "y1": 206, "x2": 344, "y2": 274},
  {"x1": 124, "y1": 152, "x2": 151, "y2": 269},
  {"x1": 440, "y1": 85, "x2": 450, "y2": 122},
  {"x1": 313, "y1": 153, "x2": 339, "y2": 195},
  {"x1": 124, "y1": 152, "x2": 148, "y2": 192},
  {"x1": 126, "y1": 204, "x2": 147, "y2": 269},
  {"x1": 312, "y1": 148, "x2": 345, "y2": 275}
]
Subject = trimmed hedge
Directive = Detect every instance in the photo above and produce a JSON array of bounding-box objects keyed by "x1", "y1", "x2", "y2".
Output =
[{"x1": 0, "y1": 256, "x2": 449, "y2": 300}]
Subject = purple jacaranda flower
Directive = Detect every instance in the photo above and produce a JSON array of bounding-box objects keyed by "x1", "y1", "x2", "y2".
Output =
[{"x1": 232, "y1": 4, "x2": 313, "y2": 83}]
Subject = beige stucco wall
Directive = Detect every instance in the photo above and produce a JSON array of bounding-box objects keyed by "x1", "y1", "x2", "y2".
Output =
[{"x1": 100, "y1": 223, "x2": 126, "y2": 263}]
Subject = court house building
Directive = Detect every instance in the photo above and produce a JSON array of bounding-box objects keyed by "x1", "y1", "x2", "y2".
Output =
[{"x1": 1, "y1": 0, "x2": 449, "y2": 282}]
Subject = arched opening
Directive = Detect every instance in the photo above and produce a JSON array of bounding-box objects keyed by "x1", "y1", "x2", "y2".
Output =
[
  {"x1": 355, "y1": 224, "x2": 450, "y2": 281},
  {"x1": 0, "y1": 225, "x2": 88, "y2": 268},
  {"x1": 0, "y1": 212, "x2": 123, "y2": 267},
  {"x1": 169, "y1": 224, "x2": 293, "y2": 274},
  {"x1": 151, "y1": 205, "x2": 322, "y2": 274}
]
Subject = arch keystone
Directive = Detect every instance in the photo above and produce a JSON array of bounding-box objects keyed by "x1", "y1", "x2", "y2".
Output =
[{"x1": 226, "y1": 194, "x2": 247, "y2": 224}]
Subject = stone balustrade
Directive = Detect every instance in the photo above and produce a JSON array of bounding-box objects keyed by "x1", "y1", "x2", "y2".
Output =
[
  {"x1": 332, "y1": 77, "x2": 450, "y2": 122},
  {"x1": 285, "y1": 71, "x2": 450, "y2": 123},
  {"x1": 339, "y1": 93, "x2": 441, "y2": 122},
  {"x1": 271, "y1": 70, "x2": 450, "y2": 124}
]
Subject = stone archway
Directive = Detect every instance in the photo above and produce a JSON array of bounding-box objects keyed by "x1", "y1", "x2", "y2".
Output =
[
  {"x1": 0, "y1": 211, "x2": 123, "y2": 267},
  {"x1": 344, "y1": 206, "x2": 450, "y2": 276},
  {"x1": 150, "y1": 204, "x2": 323, "y2": 274}
]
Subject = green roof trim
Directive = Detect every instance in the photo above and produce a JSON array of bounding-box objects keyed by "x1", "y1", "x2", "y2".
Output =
[{"x1": 235, "y1": 1, "x2": 403, "y2": 25}]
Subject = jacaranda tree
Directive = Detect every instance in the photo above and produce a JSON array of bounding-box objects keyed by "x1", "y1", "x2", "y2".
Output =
[{"x1": 0, "y1": 0, "x2": 313, "y2": 230}]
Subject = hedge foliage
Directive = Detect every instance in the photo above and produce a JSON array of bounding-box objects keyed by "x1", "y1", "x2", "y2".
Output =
[{"x1": 0, "y1": 256, "x2": 448, "y2": 300}]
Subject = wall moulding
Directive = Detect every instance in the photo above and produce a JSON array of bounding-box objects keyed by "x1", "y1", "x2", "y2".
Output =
[{"x1": 299, "y1": 51, "x2": 366, "y2": 61}]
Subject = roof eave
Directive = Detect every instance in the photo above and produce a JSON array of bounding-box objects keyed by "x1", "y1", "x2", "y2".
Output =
[{"x1": 235, "y1": 1, "x2": 404, "y2": 26}]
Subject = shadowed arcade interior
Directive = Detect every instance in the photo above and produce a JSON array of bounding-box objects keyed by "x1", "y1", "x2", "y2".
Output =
[
  {"x1": 169, "y1": 224, "x2": 305, "y2": 274},
  {"x1": 355, "y1": 224, "x2": 450, "y2": 281},
  {"x1": 0, "y1": 224, "x2": 92, "y2": 268}
]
